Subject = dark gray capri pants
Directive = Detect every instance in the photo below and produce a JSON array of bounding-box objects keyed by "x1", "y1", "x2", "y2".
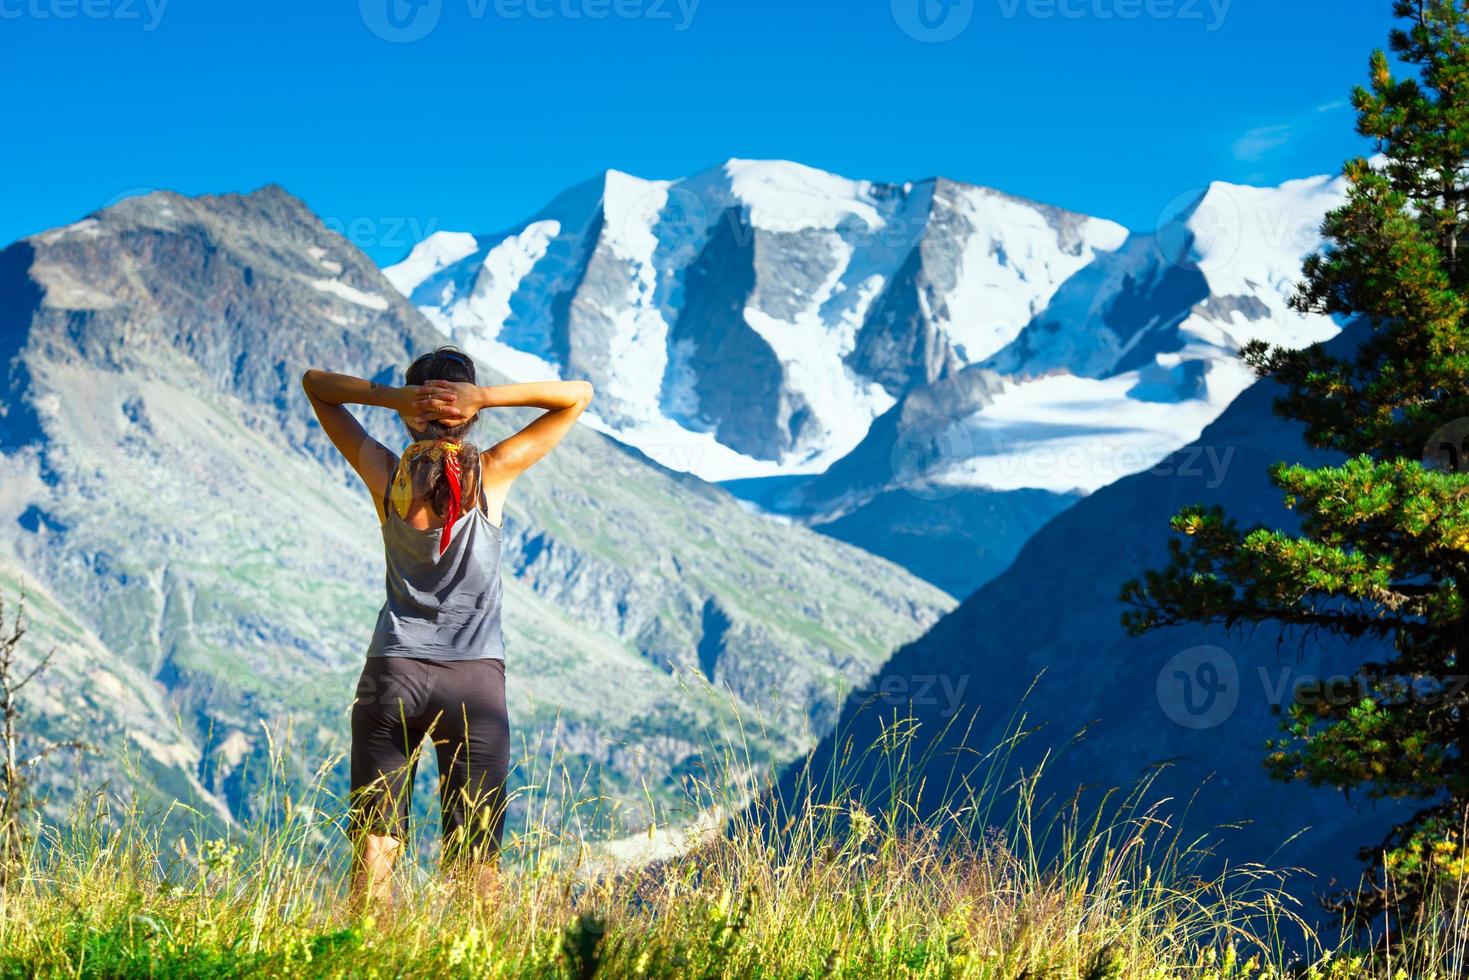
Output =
[{"x1": 350, "y1": 655, "x2": 510, "y2": 862}]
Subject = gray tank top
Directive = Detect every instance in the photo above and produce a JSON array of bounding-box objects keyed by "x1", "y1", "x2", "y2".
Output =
[{"x1": 365, "y1": 468, "x2": 505, "y2": 661}]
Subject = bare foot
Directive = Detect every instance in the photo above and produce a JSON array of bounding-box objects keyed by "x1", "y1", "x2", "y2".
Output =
[
  {"x1": 350, "y1": 833, "x2": 403, "y2": 917},
  {"x1": 445, "y1": 858, "x2": 502, "y2": 911}
]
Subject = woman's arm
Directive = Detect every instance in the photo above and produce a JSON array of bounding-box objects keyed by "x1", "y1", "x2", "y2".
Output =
[
  {"x1": 416, "y1": 378, "x2": 594, "y2": 484},
  {"x1": 481, "y1": 380, "x2": 595, "y2": 479},
  {"x1": 477, "y1": 381, "x2": 596, "y2": 414},
  {"x1": 300, "y1": 370, "x2": 446, "y2": 511}
]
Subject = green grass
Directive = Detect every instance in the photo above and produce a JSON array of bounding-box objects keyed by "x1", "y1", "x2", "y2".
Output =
[{"x1": 1, "y1": 706, "x2": 1464, "y2": 978}]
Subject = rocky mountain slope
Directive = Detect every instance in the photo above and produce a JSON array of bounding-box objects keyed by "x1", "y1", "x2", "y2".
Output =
[
  {"x1": 777, "y1": 322, "x2": 1406, "y2": 905},
  {"x1": 0, "y1": 187, "x2": 952, "y2": 832},
  {"x1": 385, "y1": 161, "x2": 1344, "y2": 597}
]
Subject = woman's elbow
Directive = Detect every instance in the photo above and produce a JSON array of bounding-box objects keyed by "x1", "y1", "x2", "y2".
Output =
[{"x1": 301, "y1": 368, "x2": 325, "y2": 395}]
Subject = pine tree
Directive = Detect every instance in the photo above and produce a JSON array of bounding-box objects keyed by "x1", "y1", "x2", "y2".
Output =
[{"x1": 1122, "y1": 0, "x2": 1469, "y2": 926}]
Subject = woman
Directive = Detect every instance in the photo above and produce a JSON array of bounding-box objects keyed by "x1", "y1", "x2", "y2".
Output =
[{"x1": 301, "y1": 346, "x2": 592, "y2": 909}]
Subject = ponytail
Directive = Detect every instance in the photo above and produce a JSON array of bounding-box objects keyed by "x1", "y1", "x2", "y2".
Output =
[{"x1": 406, "y1": 440, "x2": 480, "y2": 520}]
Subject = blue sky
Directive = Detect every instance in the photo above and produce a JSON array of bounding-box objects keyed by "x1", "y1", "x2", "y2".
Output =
[{"x1": 2, "y1": 0, "x2": 1394, "y2": 264}]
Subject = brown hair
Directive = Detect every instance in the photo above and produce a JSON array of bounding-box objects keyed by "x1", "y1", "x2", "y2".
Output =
[{"x1": 404, "y1": 346, "x2": 481, "y2": 517}]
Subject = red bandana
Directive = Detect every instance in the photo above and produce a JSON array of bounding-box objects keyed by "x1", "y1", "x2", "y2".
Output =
[
  {"x1": 439, "y1": 446, "x2": 462, "y2": 556},
  {"x1": 390, "y1": 439, "x2": 465, "y2": 556}
]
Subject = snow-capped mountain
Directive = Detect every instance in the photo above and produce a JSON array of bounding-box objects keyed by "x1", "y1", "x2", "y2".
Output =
[
  {"x1": 384, "y1": 160, "x2": 1343, "y2": 598},
  {"x1": 955, "y1": 174, "x2": 1345, "y2": 493},
  {"x1": 384, "y1": 159, "x2": 1134, "y2": 481},
  {"x1": 385, "y1": 160, "x2": 1340, "y2": 495}
]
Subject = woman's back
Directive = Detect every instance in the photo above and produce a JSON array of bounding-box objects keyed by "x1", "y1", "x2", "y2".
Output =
[{"x1": 366, "y1": 459, "x2": 505, "y2": 662}]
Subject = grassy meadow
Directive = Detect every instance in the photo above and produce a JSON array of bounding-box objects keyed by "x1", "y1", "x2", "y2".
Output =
[{"x1": 3, "y1": 705, "x2": 1464, "y2": 979}]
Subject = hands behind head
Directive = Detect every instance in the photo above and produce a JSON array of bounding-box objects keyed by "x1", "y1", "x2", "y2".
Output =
[{"x1": 401, "y1": 380, "x2": 480, "y2": 429}]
